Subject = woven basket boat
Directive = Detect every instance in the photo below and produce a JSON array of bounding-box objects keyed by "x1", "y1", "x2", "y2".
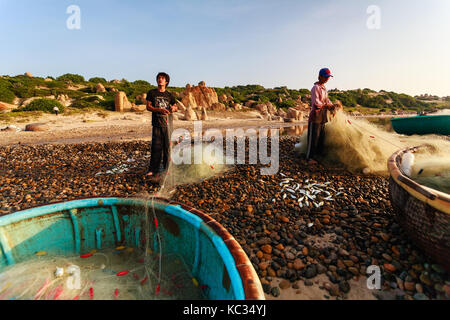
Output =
[{"x1": 388, "y1": 146, "x2": 450, "y2": 270}]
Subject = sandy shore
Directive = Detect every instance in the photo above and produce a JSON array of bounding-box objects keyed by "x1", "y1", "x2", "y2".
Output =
[{"x1": 0, "y1": 110, "x2": 305, "y2": 146}]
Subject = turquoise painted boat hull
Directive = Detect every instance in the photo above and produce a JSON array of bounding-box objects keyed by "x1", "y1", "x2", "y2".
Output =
[
  {"x1": 390, "y1": 115, "x2": 450, "y2": 135},
  {"x1": 0, "y1": 197, "x2": 264, "y2": 300}
]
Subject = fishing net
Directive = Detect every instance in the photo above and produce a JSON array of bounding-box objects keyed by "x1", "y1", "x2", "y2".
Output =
[
  {"x1": 0, "y1": 247, "x2": 205, "y2": 300},
  {"x1": 295, "y1": 110, "x2": 450, "y2": 178}
]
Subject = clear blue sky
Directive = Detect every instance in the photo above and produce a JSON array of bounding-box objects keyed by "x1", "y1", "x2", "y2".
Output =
[{"x1": 1, "y1": 0, "x2": 449, "y2": 96}]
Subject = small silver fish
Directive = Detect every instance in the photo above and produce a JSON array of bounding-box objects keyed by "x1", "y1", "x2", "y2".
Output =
[
  {"x1": 283, "y1": 193, "x2": 287, "y2": 199},
  {"x1": 307, "y1": 223, "x2": 314, "y2": 228}
]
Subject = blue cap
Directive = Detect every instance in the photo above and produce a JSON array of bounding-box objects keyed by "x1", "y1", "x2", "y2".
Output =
[{"x1": 319, "y1": 68, "x2": 333, "y2": 78}]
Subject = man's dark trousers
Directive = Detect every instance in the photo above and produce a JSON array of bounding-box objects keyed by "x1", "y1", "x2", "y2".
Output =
[
  {"x1": 306, "y1": 121, "x2": 325, "y2": 160},
  {"x1": 149, "y1": 126, "x2": 170, "y2": 174}
]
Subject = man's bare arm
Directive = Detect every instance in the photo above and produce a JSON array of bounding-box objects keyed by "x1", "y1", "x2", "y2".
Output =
[{"x1": 147, "y1": 101, "x2": 169, "y2": 115}]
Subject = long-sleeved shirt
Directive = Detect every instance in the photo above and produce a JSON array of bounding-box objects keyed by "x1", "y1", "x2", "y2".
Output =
[{"x1": 309, "y1": 81, "x2": 333, "y2": 123}]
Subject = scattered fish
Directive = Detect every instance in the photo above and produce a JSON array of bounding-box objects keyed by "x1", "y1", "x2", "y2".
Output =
[{"x1": 278, "y1": 177, "x2": 344, "y2": 212}]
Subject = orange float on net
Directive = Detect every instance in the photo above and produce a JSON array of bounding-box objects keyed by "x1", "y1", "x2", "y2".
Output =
[
  {"x1": 89, "y1": 288, "x2": 94, "y2": 300},
  {"x1": 114, "y1": 289, "x2": 119, "y2": 299},
  {"x1": 116, "y1": 270, "x2": 129, "y2": 276},
  {"x1": 81, "y1": 253, "x2": 93, "y2": 258},
  {"x1": 154, "y1": 217, "x2": 158, "y2": 228},
  {"x1": 155, "y1": 283, "x2": 160, "y2": 296}
]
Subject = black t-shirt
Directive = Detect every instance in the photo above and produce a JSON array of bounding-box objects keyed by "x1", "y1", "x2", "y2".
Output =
[{"x1": 146, "y1": 89, "x2": 176, "y2": 127}]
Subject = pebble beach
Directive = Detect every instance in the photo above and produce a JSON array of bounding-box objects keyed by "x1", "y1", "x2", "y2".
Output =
[{"x1": 1, "y1": 136, "x2": 448, "y2": 300}]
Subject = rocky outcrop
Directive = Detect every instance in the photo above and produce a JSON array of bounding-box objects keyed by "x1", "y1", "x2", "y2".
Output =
[
  {"x1": 0, "y1": 102, "x2": 17, "y2": 112},
  {"x1": 184, "y1": 106, "x2": 198, "y2": 121},
  {"x1": 114, "y1": 92, "x2": 133, "y2": 112},
  {"x1": 25, "y1": 123, "x2": 49, "y2": 131},
  {"x1": 131, "y1": 104, "x2": 146, "y2": 112},
  {"x1": 210, "y1": 102, "x2": 226, "y2": 111},
  {"x1": 277, "y1": 108, "x2": 287, "y2": 118},
  {"x1": 96, "y1": 83, "x2": 106, "y2": 93},
  {"x1": 25, "y1": 72, "x2": 33, "y2": 78},
  {"x1": 255, "y1": 103, "x2": 268, "y2": 115},
  {"x1": 44, "y1": 78, "x2": 53, "y2": 82},
  {"x1": 271, "y1": 116, "x2": 284, "y2": 122},
  {"x1": 180, "y1": 81, "x2": 223, "y2": 111},
  {"x1": 136, "y1": 93, "x2": 147, "y2": 104},
  {"x1": 255, "y1": 102, "x2": 278, "y2": 116},
  {"x1": 57, "y1": 94, "x2": 71, "y2": 107},
  {"x1": 230, "y1": 102, "x2": 243, "y2": 111},
  {"x1": 286, "y1": 107, "x2": 304, "y2": 121},
  {"x1": 175, "y1": 100, "x2": 186, "y2": 112},
  {"x1": 245, "y1": 100, "x2": 256, "y2": 108},
  {"x1": 266, "y1": 102, "x2": 277, "y2": 115}
]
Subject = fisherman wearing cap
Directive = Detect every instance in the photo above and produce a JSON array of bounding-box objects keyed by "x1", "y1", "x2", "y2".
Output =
[{"x1": 306, "y1": 68, "x2": 340, "y2": 164}]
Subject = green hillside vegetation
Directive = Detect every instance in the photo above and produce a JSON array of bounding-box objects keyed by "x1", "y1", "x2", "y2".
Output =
[
  {"x1": 13, "y1": 98, "x2": 64, "y2": 113},
  {"x1": 0, "y1": 74, "x2": 447, "y2": 116}
]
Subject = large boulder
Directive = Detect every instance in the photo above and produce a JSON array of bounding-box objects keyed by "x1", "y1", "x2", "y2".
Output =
[
  {"x1": 266, "y1": 102, "x2": 277, "y2": 115},
  {"x1": 245, "y1": 100, "x2": 256, "y2": 108},
  {"x1": 44, "y1": 78, "x2": 53, "y2": 82},
  {"x1": 25, "y1": 123, "x2": 49, "y2": 131},
  {"x1": 210, "y1": 102, "x2": 226, "y2": 111},
  {"x1": 230, "y1": 102, "x2": 243, "y2": 111},
  {"x1": 57, "y1": 94, "x2": 71, "y2": 107},
  {"x1": 271, "y1": 116, "x2": 284, "y2": 122},
  {"x1": 173, "y1": 112, "x2": 185, "y2": 120},
  {"x1": 114, "y1": 91, "x2": 133, "y2": 112},
  {"x1": 96, "y1": 83, "x2": 106, "y2": 93},
  {"x1": 0, "y1": 102, "x2": 17, "y2": 112},
  {"x1": 136, "y1": 93, "x2": 147, "y2": 104},
  {"x1": 255, "y1": 103, "x2": 268, "y2": 115},
  {"x1": 287, "y1": 108, "x2": 304, "y2": 121},
  {"x1": 24, "y1": 72, "x2": 33, "y2": 78},
  {"x1": 131, "y1": 104, "x2": 146, "y2": 112},
  {"x1": 1, "y1": 125, "x2": 21, "y2": 132},
  {"x1": 277, "y1": 108, "x2": 287, "y2": 118},
  {"x1": 184, "y1": 106, "x2": 198, "y2": 121},
  {"x1": 175, "y1": 100, "x2": 186, "y2": 112}
]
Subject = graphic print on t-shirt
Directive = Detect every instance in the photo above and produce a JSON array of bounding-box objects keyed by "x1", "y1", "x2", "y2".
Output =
[{"x1": 155, "y1": 96, "x2": 170, "y2": 109}]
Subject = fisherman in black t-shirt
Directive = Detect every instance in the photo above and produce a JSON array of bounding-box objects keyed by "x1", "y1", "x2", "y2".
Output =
[{"x1": 145, "y1": 72, "x2": 178, "y2": 181}]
